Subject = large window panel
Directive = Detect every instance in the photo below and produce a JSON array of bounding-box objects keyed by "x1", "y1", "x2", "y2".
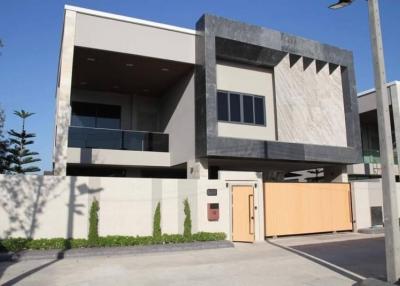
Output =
[
  {"x1": 71, "y1": 102, "x2": 121, "y2": 129},
  {"x1": 229, "y1": 93, "x2": 241, "y2": 122},
  {"x1": 216, "y1": 91, "x2": 266, "y2": 126},
  {"x1": 254, "y1": 96, "x2": 266, "y2": 125},
  {"x1": 243, "y1": 95, "x2": 254, "y2": 124},
  {"x1": 217, "y1": 92, "x2": 229, "y2": 121}
]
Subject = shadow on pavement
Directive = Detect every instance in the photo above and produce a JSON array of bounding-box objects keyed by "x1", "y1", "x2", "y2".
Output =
[{"x1": 268, "y1": 237, "x2": 386, "y2": 283}]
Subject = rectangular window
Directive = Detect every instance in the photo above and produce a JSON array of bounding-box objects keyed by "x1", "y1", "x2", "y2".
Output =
[
  {"x1": 254, "y1": 96, "x2": 265, "y2": 125},
  {"x1": 216, "y1": 91, "x2": 266, "y2": 126},
  {"x1": 243, "y1": 95, "x2": 254, "y2": 124},
  {"x1": 229, "y1": 93, "x2": 241, "y2": 122},
  {"x1": 217, "y1": 92, "x2": 229, "y2": 121},
  {"x1": 71, "y1": 102, "x2": 121, "y2": 129}
]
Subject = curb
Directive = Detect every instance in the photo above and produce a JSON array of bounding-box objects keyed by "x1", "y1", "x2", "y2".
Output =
[{"x1": 0, "y1": 240, "x2": 234, "y2": 262}]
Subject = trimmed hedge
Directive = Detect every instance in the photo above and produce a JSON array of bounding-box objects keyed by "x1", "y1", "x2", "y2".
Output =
[
  {"x1": 183, "y1": 199, "x2": 192, "y2": 239},
  {"x1": 88, "y1": 199, "x2": 99, "y2": 246},
  {"x1": 0, "y1": 232, "x2": 226, "y2": 253},
  {"x1": 153, "y1": 202, "x2": 161, "y2": 240}
]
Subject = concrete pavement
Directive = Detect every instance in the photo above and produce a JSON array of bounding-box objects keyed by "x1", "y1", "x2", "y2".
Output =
[{"x1": 0, "y1": 242, "x2": 360, "y2": 286}]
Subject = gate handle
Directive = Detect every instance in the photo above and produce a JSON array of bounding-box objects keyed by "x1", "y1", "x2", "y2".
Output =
[{"x1": 249, "y1": 194, "x2": 254, "y2": 235}]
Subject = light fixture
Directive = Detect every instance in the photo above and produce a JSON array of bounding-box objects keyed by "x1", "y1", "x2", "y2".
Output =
[
  {"x1": 113, "y1": 85, "x2": 119, "y2": 89},
  {"x1": 328, "y1": 0, "x2": 354, "y2": 9},
  {"x1": 80, "y1": 81, "x2": 87, "y2": 85},
  {"x1": 126, "y1": 63, "x2": 134, "y2": 67},
  {"x1": 143, "y1": 89, "x2": 149, "y2": 92},
  {"x1": 161, "y1": 67, "x2": 169, "y2": 72},
  {"x1": 87, "y1": 57, "x2": 95, "y2": 62}
]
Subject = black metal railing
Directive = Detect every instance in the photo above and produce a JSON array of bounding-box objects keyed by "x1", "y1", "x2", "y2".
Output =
[{"x1": 68, "y1": 126, "x2": 169, "y2": 152}]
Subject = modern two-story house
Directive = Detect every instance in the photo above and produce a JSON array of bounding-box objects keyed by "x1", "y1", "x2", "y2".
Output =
[{"x1": 53, "y1": 5, "x2": 362, "y2": 181}]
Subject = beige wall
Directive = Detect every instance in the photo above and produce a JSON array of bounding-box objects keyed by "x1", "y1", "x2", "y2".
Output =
[
  {"x1": 0, "y1": 175, "x2": 228, "y2": 239},
  {"x1": 161, "y1": 72, "x2": 195, "y2": 166},
  {"x1": 67, "y1": 148, "x2": 171, "y2": 167},
  {"x1": 216, "y1": 62, "x2": 276, "y2": 141},
  {"x1": 351, "y1": 181, "x2": 400, "y2": 230},
  {"x1": 274, "y1": 54, "x2": 348, "y2": 147},
  {"x1": 74, "y1": 13, "x2": 195, "y2": 64},
  {"x1": 54, "y1": 10, "x2": 77, "y2": 176}
]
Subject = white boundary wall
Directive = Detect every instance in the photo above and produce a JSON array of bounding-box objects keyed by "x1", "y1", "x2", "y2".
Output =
[
  {"x1": 0, "y1": 175, "x2": 228, "y2": 239},
  {"x1": 351, "y1": 180, "x2": 400, "y2": 230}
]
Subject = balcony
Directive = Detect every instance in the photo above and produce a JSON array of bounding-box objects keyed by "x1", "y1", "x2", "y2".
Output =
[
  {"x1": 362, "y1": 149, "x2": 398, "y2": 164},
  {"x1": 68, "y1": 126, "x2": 169, "y2": 152}
]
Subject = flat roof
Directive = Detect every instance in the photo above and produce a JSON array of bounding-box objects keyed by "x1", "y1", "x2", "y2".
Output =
[
  {"x1": 358, "y1": 81, "x2": 399, "y2": 97},
  {"x1": 64, "y1": 5, "x2": 197, "y2": 36}
]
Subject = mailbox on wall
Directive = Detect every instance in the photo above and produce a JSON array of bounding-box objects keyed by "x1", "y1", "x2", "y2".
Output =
[{"x1": 208, "y1": 203, "x2": 219, "y2": 221}]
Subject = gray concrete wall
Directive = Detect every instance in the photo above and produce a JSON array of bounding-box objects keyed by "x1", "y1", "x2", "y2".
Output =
[
  {"x1": 74, "y1": 13, "x2": 195, "y2": 64},
  {"x1": 160, "y1": 72, "x2": 196, "y2": 166},
  {"x1": 351, "y1": 180, "x2": 400, "y2": 230}
]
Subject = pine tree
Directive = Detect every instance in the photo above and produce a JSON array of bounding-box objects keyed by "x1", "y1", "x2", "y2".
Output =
[
  {"x1": 7, "y1": 110, "x2": 41, "y2": 174},
  {"x1": 0, "y1": 106, "x2": 9, "y2": 173}
]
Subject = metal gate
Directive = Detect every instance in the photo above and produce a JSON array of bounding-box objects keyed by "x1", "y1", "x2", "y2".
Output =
[{"x1": 264, "y1": 183, "x2": 352, "y2": 237}]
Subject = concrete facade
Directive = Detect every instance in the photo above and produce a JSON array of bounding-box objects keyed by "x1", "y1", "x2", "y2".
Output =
[
  {"x1": 53, "y1": 5, "x2": 361, "y2": 179},
  {"x1": 195, "y1": 14, "x2": 361, "y2": 165}
]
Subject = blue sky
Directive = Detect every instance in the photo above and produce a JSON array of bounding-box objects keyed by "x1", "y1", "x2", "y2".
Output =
[{"x1": 0, "y1": 0, "x2": 399, "y2": 172}]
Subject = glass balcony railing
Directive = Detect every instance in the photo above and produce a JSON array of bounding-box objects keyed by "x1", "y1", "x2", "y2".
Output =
[
  {"x1": 68, "y1": 126, "x2": 169, "y2": 152},
  {"x1": 362, "y1": 149, "x2": 398, "y2": 164}
]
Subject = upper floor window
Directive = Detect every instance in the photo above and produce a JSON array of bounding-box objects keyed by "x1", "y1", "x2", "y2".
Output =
[
  {"x1": 71, "y1": 102, "x2": 121, "y2": 129},
  {"x1": 217, "y1": 91, "x2": 266, "y2": 126}
]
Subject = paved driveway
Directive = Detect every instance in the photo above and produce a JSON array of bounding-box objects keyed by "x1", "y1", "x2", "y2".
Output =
[
  {"x1": 293, "y1": 237, "x2": 386, "y2": 281},
  {"x1": 0, "y1": 242, "x2": 358, "y2": 286}
]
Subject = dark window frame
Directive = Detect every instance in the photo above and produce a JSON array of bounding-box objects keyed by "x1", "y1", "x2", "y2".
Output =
[{"x1": 216, "y1": 90, "x2": 266, "y2": 126}]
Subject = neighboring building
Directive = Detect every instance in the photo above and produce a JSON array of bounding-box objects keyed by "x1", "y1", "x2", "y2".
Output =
[
  {"x1": 347, "y1": 81, "x2": 400, "y2": 180},
  {"x1": 53, "y1": 5, "x2": 362, "y2": 181}
]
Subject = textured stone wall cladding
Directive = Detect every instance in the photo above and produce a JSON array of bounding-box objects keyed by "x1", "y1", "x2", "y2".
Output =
[
  {"x1": 275, "y1": 54, "x2": 347, "y2": 147},
  {"x1": 195, "y1": 14, "x2": 362, "y2": 164}
]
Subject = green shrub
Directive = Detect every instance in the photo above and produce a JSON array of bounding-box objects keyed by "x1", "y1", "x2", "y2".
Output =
[
  {"x1": 192, "y1": 232, "x2": 226, "y2": 241},
  {"x1": 0, "y1": 238, "x2": 31, "y2": 252},
  {"x1": 0, "y1": 232, "x2": 226, "y2": 252},
  {"x1": 153, "y1": 202, "x2": 162, "y2": 240},
  {"x1": 88, "y1": 199, "x2": 99, "y2": 246},
  {"x1": 183, "y1": 198, "x2": 192, "y2": 239},
  {"x1": 162, "y1": 234, "x2": 187, "y2": 244}
]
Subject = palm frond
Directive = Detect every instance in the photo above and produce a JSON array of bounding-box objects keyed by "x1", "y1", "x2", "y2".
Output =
[{"x1": 14, "y1": 110, "x2": 35, "y2": 119}]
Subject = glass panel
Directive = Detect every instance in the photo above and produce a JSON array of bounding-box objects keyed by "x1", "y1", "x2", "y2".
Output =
[
  {"x1": 96, "y1": 118, "x2": 121, "y2": 129},
  {"x1": 123, "y1": 131, "x2": 145, "y2": 151},
  {"x1": 68, "y1": 127, "x2": 169, "y2": 152},
  {"x1": 71, "y1": 102, "x2": 121, "y2": 129},
  {"x1": 97, "y1": 104, "x2": 120, "y2": 119},
  {"x1": 71, "y1": 115, "x2": 96, "y2": 128},
  {"x1": 71, "y1": 102, "x2": 96, "y2": 117},
  {"x1": 229, "y1": 93, "x2": 241, "y2": 122},
  {"x1": 217, "y1": 92, "x2": 229, "y2": 121},
  {"x1": 243, "y1": 95, "x2": 254, "y2": 124},
  {"x1": 254, "y1": 97, "x2": 265, "y2": 125}
]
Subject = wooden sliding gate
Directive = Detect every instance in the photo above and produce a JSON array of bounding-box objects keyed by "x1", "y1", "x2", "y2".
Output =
[{"x1": 264, "y1": 183, "x2": 352, "y2": 237}]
